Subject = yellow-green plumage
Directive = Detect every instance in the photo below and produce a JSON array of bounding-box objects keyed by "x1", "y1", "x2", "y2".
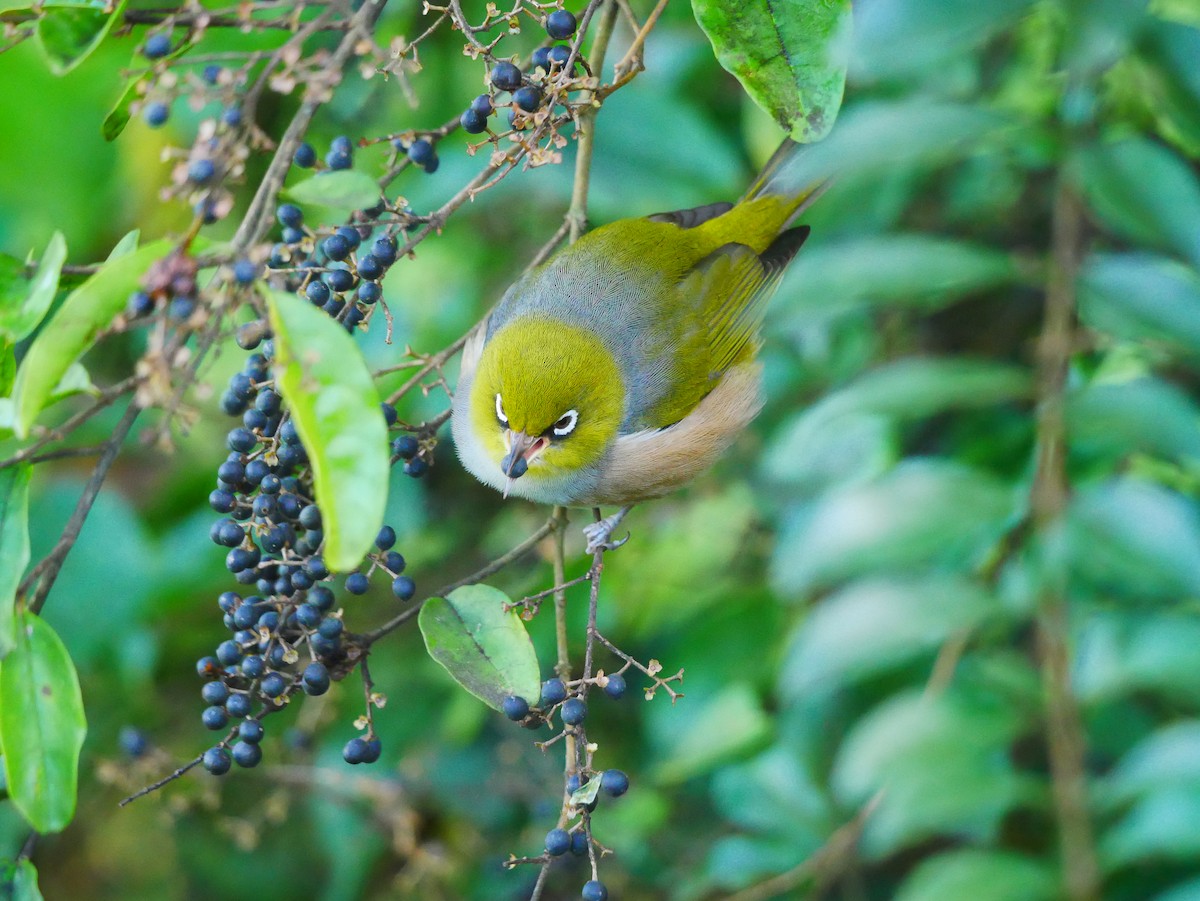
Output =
[{"x1": 451, "y1": 139, "x2": 820, "y2": 508}]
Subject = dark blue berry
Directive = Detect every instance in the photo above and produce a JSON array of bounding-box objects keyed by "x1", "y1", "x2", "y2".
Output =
[
  {"x1": 318, "y1": 617, "x2": 343, "y2": 638},
  {"x1": 222, "y1": 106, "x2": 242, "y2": 127},
  {"x1": 202, "y1": 64, "x2": 221, "y2": 84},
  {"x1": 581, "y1": 880, "x2": 607, "y2": 901},
  {"x1": 232, "y1": 258, "x2": 258, "y2": 284},
  {"x1": 232, "y1": 740, "x2": 262, "y2": 767},
  {"x1": 603, "y1": 672, "x2": 626, "y2": 699},
  {"x1": 245, "y1": 459, "x2": 271, "y2": 483},
  {"x1": 203, "y1": 747, "x2": 231, "y2": 775},
  {"x1": 326, "y1": 148, "x2": 352, "y2": 170},
  {"x1": 202, "y1": 705, "x2": 229, "y2": 730},
  {"x1": 545, "y1": 828, "x2": 571, "y2": 856},
  {"x1": 561, "y1": 698, "x2": 587, "y2": 725},
  {"x1": 300, "y1": 505, "x2": 322, "y2": 530},
  {"x1": 470, "y1": 93, "x2": 494, "y2": 115},
  {"x1": 380, "y1": 402, "x2": 398, "y2": 426},
  {"x1": 372, "y1": 235, "x2": 397, "y2": 263},
  {"x1": 127, "y1": 291, "x2": 155, "y2": 317},
  {"x1": 391, "y1": 575, "x2": 415, "y2": 601},
  {"x1": 214, "y1": 519, "x2": 244, "y2": 547},
  {"x1": 302, "y1": 662, "x2": 331, "y2": 695},
  {"x1": 197, "y1": 656, "x2": 221, "y2": 679},
  {"x1": 277, "y1": 203, "x2": 304, "y2": 228},
  {"x1": 460, "y1": 107, "x2": 488, "y2": 134},
  {"x1": 238, "y1": 719, "x2": 264, "y2": 743},
  {"x1": 531, "y1": 46, "x2": 553, "y2": 72},
  {"x1": 210, "y1": 489, "x2": 236, "y2": 513},
  {"x1": 306, "y1": 280, "x2": 331, "y2": 304},
  {"x1": 241, "y1": 655, "x2": 265, "y2": 678},
  {"x1": 570, "y1": 829, "x2": 589, "y2": 856},
  {"x1": 281, "y1": 226, "x2": 305, "y2": 245},
  {"x1": 169, "y1": 297, "x2": 196, "y2": 320},
  {"x1": 119, "y1": 726, "x2": 149, "y2": 758},
  {"x1": 513, "y1": 86, "x2": 542, "y2": 112},
  {"x1": 220, "y1": 391, "x2": 247, "y2": 415},
  {"x1": 305, "y1": 556, "x2": 329, "y2": 579},
  {"x1": 331, "y1": 135, "x2": 352, "y2": 153},
  {"x1": 144, "y1": 101, "x2": 169, "y2": 127},
  {"x1": 255, "y1": 389, "x2": 281, "y2": 415},
  {"x1": 393, "y1": 435, "x2": 419, "y2": 458},
  {"x1": 311, "y1": 633, "x2": 341, "y2": 658},
  {"x1": 225, "y1": 693, "x2": 252, "y2": 717},
  {"x1": 242, "y1": 411, "x2": 266, "y2": 435},
  {"x1": 362, "y1": 738, "x2": 382, "y2": 763},
  {"x1": 375, "y1": 525, "x2": 396, "y2": 550},
  {"x1": 333, "y1": 225, "x2": 360, "y2": 249},
  {"x1": 189, "y1": 159, "x2": 216, "y2": 183},
  {"x1": 491, "y1": 61, "x2": 523, "y2": 91},
  {"x1": 216, "y1": 639, "x2": 243, "y2": 666},
  {"x1": 143, "y1": 33, "x2": 172, "y2": 59},
  {"x1": 343, "y1": 737, "x2": 368, "y2": 764},
  {"x1": 227, "y1": 427, "x2": 256, "y2": 452},
  {"x1": 345, "y1": 572, "x2": 369, "y2": 595},
  {"x1": 325, "y1": 268, "x2": 355, "y2": 292},
  {"x1": 541, "y1": 678, "x2": 567, "y2": 705},
  {"x1": 202, "y1": 681, "x2": 231, "y2": 705},
  {"x1": 295, "y1": 604, "x2": 321, "y2": 629},
  {"x1": 260, "y1": 672, "x2": 288, "y2": 698},
  {"x1": 601, "y1": 769, "x2": 629, "y2": 797},
  {"x1": 383, "y1": 551, "x2": 405, "y2": 573},
  {"x1": 549, "y1": 44, "x2": 573, "y2": 70},
  {"x1": 407, "y1": 139, "x2": 435, "y2": 167},
  {"x1": 508, "y1": 108, "x2": 527, "y2": 131},
  {"x1": 546, "y1": 9, "x2": 577, "y2": 39},
  {"x1": 356, "y1": 254, "x2": 383, "y2": 280},
  {"x1": 294, "y1": 142, "x2": 317, "y2": 168},
  {"x1": 404, "y1": 458, "x2": 428, "y2": 478},
  {"x1": 502, "y1": 695, "x2": 529, "y2": 721}
]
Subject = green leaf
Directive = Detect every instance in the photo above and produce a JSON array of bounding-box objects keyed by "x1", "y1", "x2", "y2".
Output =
[
  {"x1": 771, "y1": 460, "x2": 1015, "y2": 596},
  {"x1": 102, "y1": 74, "x2": 144, "y2": 142},
  {"x1": 284, "y1": 171, "x2": 381, "y2": 216},
  {"x1": 1136, "y1": 19, "x2": 1200, "y2": 155},
  {"x1": 895, "y1": 849, "x2": 1057, "y2": 901},
  {"x1": 0, "y1": 343, "x2": 15, "y2": 396},
  {"x1": 1067, "y1": 377, "x2": 1200, "y2": 463},
  {"x1": 569, "y1": 776, "x2": 602, "y2": 809},
  {"x1": 779, "y1": 575, "x2": 998, "y2": 696},
  {"x1": 851, "y1": 0, "x2": 1037, "y2": 80},
  {"x1": 1067, "y1": 478, "x2": 1200, "y2": 601},
  {"x1": 775, "y1": 235, "x2": 1020, "y2": 320},
  {"x1": 0, "y1": 859, "x2": 45, "y2": 901},
  {"x1": 46, "y1": 362, "x2": 97, "y2": 406},
  {"x1": 1102, "y1": 789, "x2": 1200, "y2": 868},
  {"x1": 0, "y1": 612, "x2": 87, "y2": 833},
  {"x1": 0, "y1": 465, "x2": 31, "y2": 659},
  {"x1": 691, "y1": 0, "x2": 850, "y2": 142},
  {"x1": 11, "y1": 239, "x2": 169, "y2": 439},
  {"x1": 1078, "y1": 253, "x2": 1200, "y2": 357},
  {"x1": 762, "y1": 408, "x2": 893, "y2": 494},
  {"x1": 418, "y1": 585, "x2": 541, "y2": 712},
  {"x1": 0, "y1": 232, "x2": 65, "y2": 345},
  {"x1": 106, "y1": 229, "x2": 139, "y2": 260},
  {"x1": 1075, "y1": 611, "x2": 1200, "y2": 706},
  {"x1": 35, "y1": 1, "x2": 126, "y2": 76},
  {"x1": 1157, "y1": 877, "x2": 1200, "y2": 901},
  {"x1": 833, "y1": 689, "x2": 1027, "y2": 857},
  {"x1": 1104, "y1": 720, "x2": 1200, "y2": 806},
  {"x1": 654, "y1": 683, "x2": 772, "y2": 783},
  {"x1": 1071, "y1": 138, "x2": 1200, "y2": 269},
  {"x1": 264, "y1": 288, "x2": 388, "y2": 571},
  {"x1": 711, "y1": 745, "x2": 830, "y2": 838}
]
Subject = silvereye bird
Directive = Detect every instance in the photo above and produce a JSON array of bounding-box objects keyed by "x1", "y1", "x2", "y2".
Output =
[{"x1": 451, "y1": 139, "x2": 821, "y2": 550}]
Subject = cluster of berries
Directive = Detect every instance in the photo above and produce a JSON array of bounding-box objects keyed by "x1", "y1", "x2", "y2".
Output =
[{"x1": 459, "y1": 8, "x2": 580, "y2": 136}]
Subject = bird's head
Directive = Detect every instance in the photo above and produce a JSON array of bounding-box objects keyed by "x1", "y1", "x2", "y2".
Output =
[{"x1": 467, "y1": 316, "x2": 624, "y2": 497}]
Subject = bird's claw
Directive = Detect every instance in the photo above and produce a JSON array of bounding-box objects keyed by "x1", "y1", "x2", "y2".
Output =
[{"x1": 582, "y1": 519, "x2": 630, "y2": 555}]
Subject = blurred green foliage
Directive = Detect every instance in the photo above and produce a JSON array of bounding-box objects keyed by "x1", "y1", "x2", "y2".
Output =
[{"x1": 1, "y1": 1, "x2": 1199, "y2": 900}]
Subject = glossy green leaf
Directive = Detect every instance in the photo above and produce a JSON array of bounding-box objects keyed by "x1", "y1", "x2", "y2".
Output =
[
  {"x1": 780, "y1": 575, "x2": 997, "y2": 696},
  {"x1": 11, "y1": 239, "x2": 169, "y2": 439},
  {"x1": 1074, "y1": 611, "x2": 1200, "y2": 707},
  {"x1": 771, "y1": 460, "x2": 1015, "y2": 596},
  {"x1": 264, "y1": 288, "x2": 387, "y2": 571},
  {"x1": 895, "y1": 849, "x2": 1057, "y2": 901},
  {"x1": 833, "y1": 689, "x2": 1027, "y2": 857},
  {"x1": 45, "y1": 362, "x2": 96, "y2": 405},
  {"x1": 106, "y1": 229, "x2": 139, "y2": 260},
  {"x1": 1072, "y1": 138, "x2": 1200, "y2": 268},
  {"x1": 0, "y1": 231, "x2": 65, "y2": 345},
  {"x1": 1137, "y1": 19, "x2": 1200, "y2": 155},
  {"x1": 1067, "y1": 377, "x2": 1200, "y2": 463},
  {"x1": 691, "y1": 0, "x2": 849, "y2": 142},
  {"x1": 418, "y1": 585, "x2": 540, "y2": 712},
  {"x1": 102, "y1": 74, "x2": 144, "y2": 142},
  {"x1": 776, "y1": 235, "x2": 1019, "y2": 320},
  {"x1": 1104, "y1": 720, "x2": 1200, "y2": 806},
  {"x1": 35, "y1": 1, "x2": 126, "y2": 76},
  {"x1": 0, "y1": 612, "x2": 87, "y2": 832},
  {"x1": 1078, "y1": 253, "x2": 1200, "y2": 356},
  {"x1": 284, "y1": 171, "x2": 381, "y2": 215},
  {"x1": 0, "y1": 859, "x2": 44, "y2": 901},
  {"x1": 1067, "y1": 479, "x2": 1200, "y2": 600},
  {"x1": 1157, "y1": 877, "x2": 1200, "y2": 901},
  {"x1": 1102, "y1": 789, "x2": 1200, "y2": 867},
  {"x1": 655, "y1": 683, "x2": 771, "y2": 783},
  {"x1": 0, "y1": 465, "x2": 31, "y2": 658}
]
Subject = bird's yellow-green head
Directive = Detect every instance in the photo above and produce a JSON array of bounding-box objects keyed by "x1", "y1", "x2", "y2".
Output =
[{"x1": 467, "y1": 315, "x2": 624, "y2": 498}]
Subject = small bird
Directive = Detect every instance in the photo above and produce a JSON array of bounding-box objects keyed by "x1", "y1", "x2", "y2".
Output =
[{"x1": 452, "y1": 139, "x2": 821, "y2": 550}]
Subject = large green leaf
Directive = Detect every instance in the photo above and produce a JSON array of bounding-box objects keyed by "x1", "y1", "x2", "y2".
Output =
[
  {"x1": 691, "y1": 0, "x2": 850, "y2": 142},
  {"x1": 264, "y1": 289, "x2": 388, "y2": 571},
  {"x1": 654, "y1": 683, "x2": 772, "y2": 784},
  {"x1": 1078, "y1": 253, "x2": 1200, "y2": 357},
  {"x1": 1137, "y1": 19, "x2": 1200, "y2": 155},
  {"x1": 0, "y1": 465, "x2": 32, "y2": 659},
  {"x1": 774, "y1": 235, "x2": 1020, "y2": 320},
  {"x1": 779, "y1": 575, "x2": 998, "y2": 696},
  {"x1": 0, "y1": 859, "x2": 44, "y2": 901},
  {"x1": 1074, "y1": 612, "x2": 1200, "y2": 707},
  {"x1": 0, "y1": 232, "x2": 66, "y2": 345},
  {"x1": 1072, "y1": 138, "x2": 1200, "y2": 269},
  {"x1": 1067, "y1": 377, "x2": 1200, "y2": 463},
  {"x1": 35, "y1": 1, "x2": 126, "y2": 76},
  {"x1": 895, "y1": 849, "x2": 1057, "y2": 901},
  {"x1": 1104, "y1": 720, "x2": 1200, "y2": 806},
  {"x1": 10, "y1": 239, "x2": 170, "y2": 439},
  {"x1": 418, "y1": 584, "x2": 540, "y2": 712},
  {"x1": 833, "y1": 688, "x2": 1028, "y2": 858},
  {"x1": 284, "y1": 171, "x2": 381, "y2": 216},
  {"x1": 1102, "y1": 789, "x2": 1200, "y2": 868},
  {"x1": 0, "y1": 612, "x2": 87, "y2": 833},
  {"x1": 771, "y1": 460, "x2": 1015, "y2": 596}
]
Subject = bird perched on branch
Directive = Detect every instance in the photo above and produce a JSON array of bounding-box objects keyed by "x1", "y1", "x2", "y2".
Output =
[{"x1": 452, "y1": 139, "x2": 822, "y2": 551}]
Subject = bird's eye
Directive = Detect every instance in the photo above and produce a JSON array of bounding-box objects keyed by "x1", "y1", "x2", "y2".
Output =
[
  {"x1": 551, "y1": 409, "x2": 579, "y2": 437},
  {"x1": 495, "y1": 393, "x2": 508, "y2": 426}
]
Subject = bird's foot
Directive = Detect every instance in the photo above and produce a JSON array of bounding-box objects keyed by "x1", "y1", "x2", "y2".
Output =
[{"x1": 583, "y1": 506, "x2": 632, "y2": 555}]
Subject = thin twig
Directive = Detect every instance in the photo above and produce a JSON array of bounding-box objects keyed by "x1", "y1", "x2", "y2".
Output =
[
  {"x1": 21, "y1": 402, "x2": 141, "y2": 615},
  {"x1": 119, "y1": 754, "x2": 204, "y2": 807}
]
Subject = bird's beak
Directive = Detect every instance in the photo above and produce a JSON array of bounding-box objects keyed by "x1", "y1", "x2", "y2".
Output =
[{"x1": 500, "y1": 430, "x2": 548, "y2": 498}]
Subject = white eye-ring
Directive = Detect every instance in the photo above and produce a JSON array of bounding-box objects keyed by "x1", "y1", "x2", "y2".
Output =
[
  {"x1": 552, "y1": 409, "x2": 579, "y2": 437},
  {"x1": 495, "y1": 393, "x2": 508, "y2": 425}
]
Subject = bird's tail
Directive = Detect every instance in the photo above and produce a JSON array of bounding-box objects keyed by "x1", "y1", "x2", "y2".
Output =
[{"x1": 741, "y1": 138, "x2": 828, "y2": 227}]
